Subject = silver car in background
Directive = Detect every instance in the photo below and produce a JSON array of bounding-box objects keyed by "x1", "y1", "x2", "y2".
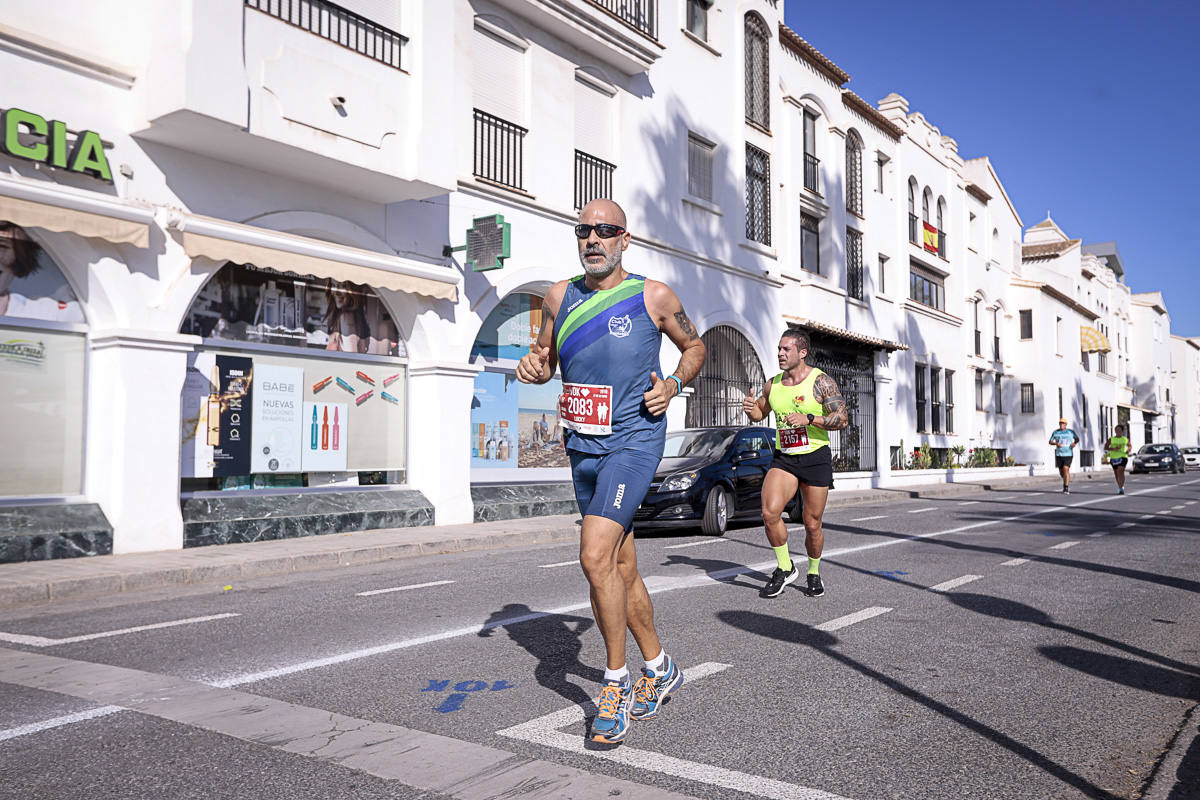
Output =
[{"x1": 1182, "y1": 446, "x2": 1200, "y2": 469}]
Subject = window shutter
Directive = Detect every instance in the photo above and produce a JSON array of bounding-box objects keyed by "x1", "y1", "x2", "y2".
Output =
[
  {"x1": 574, "y1": 79, "x2": 612, "y2": 161},
  {"x1": 474, "y1": 28, "x2": 524, "y2": 123},
  {"x1": 337, "y1": 0, "x2": 403, "y2": 33}
]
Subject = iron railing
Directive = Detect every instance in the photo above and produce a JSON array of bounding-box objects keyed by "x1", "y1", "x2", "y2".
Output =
[
  {"x1": 686, "y1": 326, "x2": 766, "y2": 428},
  {"x1": 246, "y1": 0, "x2": 407, "y2": 70},
  {"x1": 745, "y1": 144, "x2": 771, "y2": 246},
  {"x1": 574, "y1": 150, "x2": 615, "y2": 210},
  {"x1": 744, "y1": 14, "x2": 770, "y2": 128},
  {"x1": 473, "y1": 109, "x2": 527, "y2": 191},
  {"x1": 846, "y1": 228, "x2": 864, "y2": 300},
  {"x1": 588, "y1": 0, "x2": 658, "y2": 39},
  {"x1": 804, "y1": 152, "x2": 820, "y2": 193},
  {"x1": 810, "y1": 349, "x2": 877, "y2": 472}
]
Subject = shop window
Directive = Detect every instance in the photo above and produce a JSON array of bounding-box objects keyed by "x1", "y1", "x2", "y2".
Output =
[
  {"x1": 470, "y1": 293, "x2": 569, "y2": 476},
  {"x1": 0, "y1": 221, "x2": 86, "y2": 497},
  {"x1": 179, "y1": 262, "x2": 407, "y2": 492}
]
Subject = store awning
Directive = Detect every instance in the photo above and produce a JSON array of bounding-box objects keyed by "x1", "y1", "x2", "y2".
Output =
[
  {"x1": 0, "y1": 173, "x2": 152, "y2": 247},
  {"x1": 169, "y1": 212, "x2": 459, "y2": 302},
  {"x1": 783, "y1": 315, "x2": 909, "y2": 351},
  {"x1": 1080, "y1": 325, "x2": 1111, "y2": 353}
]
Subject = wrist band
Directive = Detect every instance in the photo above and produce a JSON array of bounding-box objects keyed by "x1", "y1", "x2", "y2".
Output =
[{"x1": 666, "y1": 374, "x2": 683, "y2": 394}]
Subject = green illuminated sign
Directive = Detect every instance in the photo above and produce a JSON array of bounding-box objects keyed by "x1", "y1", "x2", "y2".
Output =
[
  {"x1": 1, "y1": 107, "x2": 113, "y2": 182},
  {"x1": 445, "y1": 214, "x2": 511, "y2": 271}
]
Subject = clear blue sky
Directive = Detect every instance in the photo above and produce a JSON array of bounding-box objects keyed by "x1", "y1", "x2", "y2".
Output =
[{"x1": 783, "y1": 0, "x2": 1200, "y2": 336}]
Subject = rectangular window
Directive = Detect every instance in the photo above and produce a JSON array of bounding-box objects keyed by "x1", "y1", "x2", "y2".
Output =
[
  {"x1": 1058, "y1": 386, "x2": 1063, "y2": 419},
  {"x1": 992, "y1": 308, "x2": 1001, "y2": 361},
  {"x1": 801, "y1": 213, "x2": 820, "y2": 273},
  {"x1": 973, "y1": 300, "x2": 982, "y2": 356},
  {"x1": 745, "y1": 143, "x2": 771, "y2": 245},
  {"x1": 1019, "y1": 309, "x2": 1033, "y2": 339},
  {"x1": 1021, "y1": 383, "x2": 1034, "y2": 413},
  {"x1": 687, "y1": 133, "x2": 715, "y2": 202},
  {"x1": 994, "y1": 373, "x2": 1003, "y2": 414},
  {"x1": 803, "y1": 111, "x2": 819, "y2": 193},
  {"x1": 1083, "y1": 394, "x2": 1089, "y2": 428},
  {"x1": 1055, "y1": 316, "x2": 1063, "y2": 354},
  {"x1": 879, "y1": 254, "x2": 887, "y2": 294},
  {"x1": 931, "y1": 367, "x2": 942, "y2": 434},
  {"x1": 909, "y1": 263, "x2": 945, "y2": 310},
  {"x1": 975, "y1": 370, "x2": 985, "y2": 411},
  {"x1": 846, "y1": 228, "x2": 863, "y2": 299},
  {"x1": 945, "y1": 370, "x2": 955, "y2": 433},
  {"x1": 876, "y1": 153, "x2": 888, "y2": 193},
  {"x1": 1080, "y1": 450, "x2": 1094, "y2": 468},
  {"x1": 915, "y1": 363, "x2": 927, "y2": 433},
  {"x1": 685, "y1": 0, "x2": 708, "y2": 40}
]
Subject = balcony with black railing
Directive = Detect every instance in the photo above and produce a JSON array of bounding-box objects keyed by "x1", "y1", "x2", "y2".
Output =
[
  {"x1": 587, "y1": 0, "x2": 658, "y2": 39},
  {"x1": 246, "y1": 0, "x2": 408, "y2": 70},
  {"x1": 575, "y1": 151, "x2": 615, "y2": 210},
  {"x1": 803, "y1": 153, "x2": 820, "y2": 193},
  {"x1": 938, "y1": 229, "x2": 948, "y2": 259},
  {"x1": 474, "y1": 109, "x2": 527, "y2": 192}
]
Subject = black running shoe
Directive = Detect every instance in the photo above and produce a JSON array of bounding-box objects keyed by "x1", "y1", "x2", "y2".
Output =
[
  {"x1": 760, "y1": 566, "x2": 799, "y2": 598},
  {"x1": 801, "y1": 573, "x2": 825, "y2": 597}
]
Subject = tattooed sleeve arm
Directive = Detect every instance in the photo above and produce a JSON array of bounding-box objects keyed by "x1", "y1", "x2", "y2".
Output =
[
  {"x1": 814, "y1": 373, "x2": 849, "y2": 431},
  {"x1": 645, "y1": 280, "x2": 706, "y2": 392}
]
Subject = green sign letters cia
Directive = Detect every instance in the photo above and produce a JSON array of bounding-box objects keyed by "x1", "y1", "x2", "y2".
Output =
[{"x1": 1, "y1": 108, "x2": 113, "y2": 182}]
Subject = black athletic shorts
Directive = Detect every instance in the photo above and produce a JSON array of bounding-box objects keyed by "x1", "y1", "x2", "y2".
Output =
[
  {"x1": 1109, "y1": 457, "x2": 1127, "y2": 469},
  {"x1": 770, "y1": 447, "x2": 834, "y2": 488},
  {"x1": 1055, "y1": 455, "x2": 1074, "y2": 468}
]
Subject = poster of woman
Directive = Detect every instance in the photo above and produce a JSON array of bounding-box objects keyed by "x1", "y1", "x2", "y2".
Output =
[{"x1": 0, "y1": 221, "x2": 84, "y2": 323}]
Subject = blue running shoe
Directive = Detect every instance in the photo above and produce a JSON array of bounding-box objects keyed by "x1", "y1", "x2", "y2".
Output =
[
  {"x1": 630, "y1": 656, "x2": 684, "y2": 721},
  {"x1": 591, "y1": 675, "x2": 632, "y2": 743}
]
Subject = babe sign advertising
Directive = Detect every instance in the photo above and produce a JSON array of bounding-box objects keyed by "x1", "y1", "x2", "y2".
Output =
[
  {"x1": 250, "y1": 364, "x2": 304, "y2": 473},
  {"x1": 302, "y1": 401, "x2": 348, "y2": 471}
]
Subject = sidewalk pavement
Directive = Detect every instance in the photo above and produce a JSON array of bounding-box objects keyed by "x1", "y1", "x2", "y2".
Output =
[{"x1": 0, "y1": 473, "x2": 1076, "y2": 612}]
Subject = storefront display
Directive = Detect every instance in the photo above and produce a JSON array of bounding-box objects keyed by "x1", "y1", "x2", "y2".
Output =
[{"x1": 0, "y1": 221, "x2": 84, "y2": 323}]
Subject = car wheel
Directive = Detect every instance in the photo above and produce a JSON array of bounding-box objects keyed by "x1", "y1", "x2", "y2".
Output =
[{"x1": 701, "y1": 486, "x2": 730, "y2": 536}]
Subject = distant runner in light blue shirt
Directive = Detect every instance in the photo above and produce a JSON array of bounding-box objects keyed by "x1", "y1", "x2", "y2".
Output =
[{"x1": 1048, "y1": 418, "x2": 1080, "y2": 494}]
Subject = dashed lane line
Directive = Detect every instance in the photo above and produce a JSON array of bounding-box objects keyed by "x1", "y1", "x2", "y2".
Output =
[
  {"x1": 0, "y1": 613, "x2": 240, "y2": 648},
  {"x1": 1156, "y1": 510, "x2": 1173, "y2": 515},
  {"x1": 1087, "y1": 531, "x2": 1109, "y2": 538},
  {"x1": 958, "y1": 501, "x2": 980, "y2": 506},
  {"x1": 850, "y1": 515, "x2": 888, "y2": 522},
  {"x1": 356, "y1": 580, "x2": 454, "y2": 597},
  {"x1": 1138, "y1": 514, "x2": 1156, "y2": 520},
  {"x1": 907, "y1": 507, "x2": 936, "y2": 514},
  {"x1": 664, "y1": 538, "x2": 728, "y2": 549},
  {"x1": 928, "y1": 575, "x2": 983, "y2": 593},
  {"x1": 814, "y1": 607, "x2": 893, "y2": 632},
  {"x1": 498, "y1": 661, "x2": 856, "y2": 800},
  {"x1": 1173, "y1": 505, "x2": 1187, "y2": 510},
  {"x1": 1118, "y1": 522, "x2": 1136, "y2": 528},
  {"x1": 1001, "y1": 558, "x2": 1033, "y2": 566},
  {"x1": 1049, "y1": 541, "x2": 1081, "y2": 550},
  {"x1": 538, "y1": 560, "x2": 581, "y2": 568}
]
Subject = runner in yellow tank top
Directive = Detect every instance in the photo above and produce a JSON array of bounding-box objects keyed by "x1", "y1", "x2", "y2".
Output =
[
  {"x1": 1104, "y1": 423, "x2": 1130, "y2": 495},
  {"x1": 743, "y1": 330, "x2": 849, "y2": 598}
]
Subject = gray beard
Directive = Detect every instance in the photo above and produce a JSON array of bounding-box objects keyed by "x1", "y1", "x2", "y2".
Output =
[{"x1": 580, "y1": 247, "x2": 621, "y2": 277}]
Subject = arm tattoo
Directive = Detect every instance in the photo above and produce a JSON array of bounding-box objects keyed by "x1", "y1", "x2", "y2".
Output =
[
  {"x1": 814, "y1": 374, "x2": 849, "y2": 430},
  {"x1": 673, "y1": 310, "x2": 698, "y2": 340}
]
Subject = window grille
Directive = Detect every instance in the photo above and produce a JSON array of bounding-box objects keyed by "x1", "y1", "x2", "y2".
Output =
[
  {"x1": 994, "y1": 373, "x2": 1003, "y2": 413},
  {"x1": 931, "y1": 367, "x2": 942, "y2": 434},
  {"x1": 686, "y1": 325, "x2": 765, "y2": 427},
  {"x1": 846, "y1": 227, "x2": 863, "y2": 300},
  {"x1": 688, "y1": 133, "x2": 715, "y2": 201},
  {"x1": 803, "y1": 112, "x2": 819, "y2": 192},
  {"x1": 246, "y1": 0, "x2": 408, "y2": 70},
  {"x1": 800, "y1": 213, "x2": 819, "y2": 273},
  {"x1": 976, "y1": 371, "x2": 985, "y2": 411},
  {"x1": 945, "y1": 369, "x2": 955, "y2": 433},
  {"x1": 473, "y1": 109, "x2": 527, "y2": 191},
  {"x1": 845, "y1": 132, "x2": 863, "y2": 216},
  {"x1": 745, "y1": 143, "x2": 771, "y2": 245},
  {"x1": 744, "y1": 14, "x2": 770, "y2": 129},
  {"x1": 1021, "y1": 383, "x2": 1034, "y2": 413},
  {"x1": 574, "y1": 150, "x2": 615, "y2": 211},
  {"x1": 915, "y1": 363, "x2": 927, "y2": 433}
]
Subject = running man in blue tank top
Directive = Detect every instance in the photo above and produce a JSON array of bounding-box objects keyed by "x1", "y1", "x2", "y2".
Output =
[{"x1": 516, "y1": 199, "x2": 706, "y2": 744}]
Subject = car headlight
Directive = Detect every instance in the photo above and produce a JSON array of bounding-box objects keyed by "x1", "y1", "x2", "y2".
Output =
[
  {"x1": 1163, "y1": 457, "x2": 1174, "y2": 463},
  {"x1": 660, "y1": 471, "x2": 698, "y2": 492}
]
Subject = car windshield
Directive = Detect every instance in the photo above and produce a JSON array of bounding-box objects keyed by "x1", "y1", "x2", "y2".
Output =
[
  {"x1": 662, "y1": 430, "x2": 735, "y2": 459},
  {"x1": 1138, "y1": 445, "x2": 1173, "y2": 455},
  {"x1": 1183, "y1": 447, "x2": 1200, "y2": 454}
]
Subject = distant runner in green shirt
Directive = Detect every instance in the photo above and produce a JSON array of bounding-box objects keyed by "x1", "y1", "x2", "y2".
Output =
[
  {"x1": 1104, "y1": 423, "x2": 1130, "y2": 495},
  {"x1": 1048, "y1": 418, "x2": 1080, "y2": 494}
]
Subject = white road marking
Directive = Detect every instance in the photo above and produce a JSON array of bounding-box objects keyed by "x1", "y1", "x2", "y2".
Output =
[
  {"x1": 1002, "y1": 557, "x2": 1032, "y2": 566},
  {"x1": 814, "y1": 607, "x2": 892, "y2": 632},
  {"x1": 1087, "y1": 531, "x2": 1109, "y2": 538},
  {"x1": 664, "y1": 538, "x2": 728, "y2": 549},
  {"x1": 1118, "y1": 522, "x2": 1136, "y2": 528},
  {"x1": 1156, "y1": 510, "x2": 1173, "y2": 515},
  {"x1": 1050, "y1": 541, "x2": 1080, "y2": 550},
  {"x1": 498, "y1": 662, "x2": 855, "y2": 800},
  {"x1": 0, "y1": 706, "x2": 123, "y2": 742},
  {"x1": 1138, "y1": 514, "x2": 1155, "y2": 520},
  {"x1": 1173, "y1": 505, "x2": 1187, "y2": 510},
  {"x1": 928, "y1": 575, "x2": 983, "y2": 593},
  {"x1": 538, "y1": 559, "x2": 581, "y2": 568},
  {"x1": 1024, "y1": 492, "x2": 1043, "y2": 497},
  {"x1": 0, "y1": 613, "x2": 239, "y2": 648},
  {"x1": 907, "y1": 507, "x2": 936, "y2": 514},
  {"x1": 356, "y1": 580, "x2": 454, "y2": 597},
  {"x1": 850, "y1": 515, "x2": 888, "y2": 522},
  {"x1": 1187, "y1": 500, "x2": 1198, "y2": 505},
  {"x1": 958, "y1": 501, "x2": 980, "y2": 506}
]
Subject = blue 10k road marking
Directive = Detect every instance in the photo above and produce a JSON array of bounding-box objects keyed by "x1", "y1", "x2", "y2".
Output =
[
  {"x1": 871, "y1": 570, "x2": 910, "y2": 580},
  {"x1": 424, "y1": 679, "x2": 515, "y2": 713}
]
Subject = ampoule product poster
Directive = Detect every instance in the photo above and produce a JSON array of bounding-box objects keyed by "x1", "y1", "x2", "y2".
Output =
[
  {"x1": 302, "y1": 401, "x2": 348, "y2": 471},
  {"x1": 251, "y1": 363, "x2": 304, "y2": 473}
]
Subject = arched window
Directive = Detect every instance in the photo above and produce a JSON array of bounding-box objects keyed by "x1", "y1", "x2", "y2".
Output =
[
  {"x1": 744, "y1": 13, "x2": 770, "y2": 129},
  {"x1": 936, "y1": 196, "x2": 947, "y2": 256},
  {"x1": 688, "y1": 325, "x2": 765, "y2": 427},
  {"x1": 845, "y1": 130, "x2": 864, "y2": 216},
  {"x1": 907, "y1": 178, "x2": 918, "y2": 243},
  {"x1": 922, "y1": 187, "x2": 932, "y2": 223}
]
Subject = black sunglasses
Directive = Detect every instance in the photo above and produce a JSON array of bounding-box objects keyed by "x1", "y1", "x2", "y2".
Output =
[{"x1": 574, "y1": 223, "x2": 626, "y2": 239}]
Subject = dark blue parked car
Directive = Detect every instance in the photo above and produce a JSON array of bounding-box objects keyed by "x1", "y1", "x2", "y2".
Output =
[{"x1": 634, "y1": 426, "x2": 785, "y2": 535}]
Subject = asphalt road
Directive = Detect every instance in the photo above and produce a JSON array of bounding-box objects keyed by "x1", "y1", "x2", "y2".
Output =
[{"x1": 2, "y1": 472, "x2": 1198, "y2": 800}]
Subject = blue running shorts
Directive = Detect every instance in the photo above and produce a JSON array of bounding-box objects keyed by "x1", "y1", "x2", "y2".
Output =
[{"x1": 569, "y1": 447, "x2": 661, "y2": 532}]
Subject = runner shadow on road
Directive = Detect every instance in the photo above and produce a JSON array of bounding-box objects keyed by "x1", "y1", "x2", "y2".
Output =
[
  {"x1": 718, "y1": 609, "x2": 1123, "y2": 800},
  {"x1": 660, "y1": 553, "x2": 769, "y2": 592},
  {"x1": 478, "y1": 603, "x2": 603, "y2": 714}
]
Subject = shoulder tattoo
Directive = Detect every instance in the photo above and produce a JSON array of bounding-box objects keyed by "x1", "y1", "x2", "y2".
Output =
[{"x1": 674, "y1": 310, "x2": 698, "y2": 339}]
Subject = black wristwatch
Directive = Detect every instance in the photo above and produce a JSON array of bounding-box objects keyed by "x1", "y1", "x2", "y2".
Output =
[{"x1": 806, "y1": 413, "x2": 815, "y2": 424}]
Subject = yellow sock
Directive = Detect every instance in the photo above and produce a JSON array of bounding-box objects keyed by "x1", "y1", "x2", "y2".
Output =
[
  {"x1": 772, "y1": 545, "x2": 793, "y2": 572},
  {"x1": 807, "y1": 556, "x2": 821, "y2": 575}
]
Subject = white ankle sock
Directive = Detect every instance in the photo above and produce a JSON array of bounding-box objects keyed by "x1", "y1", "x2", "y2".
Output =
[
  {"x1": 645, "y1": 650, "x2": 667, "y2": 675},
  {"x1": 603, "y1": 666, "x2": 629, "y2": 683}
]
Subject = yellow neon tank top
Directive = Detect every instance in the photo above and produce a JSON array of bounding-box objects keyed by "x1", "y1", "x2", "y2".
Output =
[
  {"x1": 768, "y1": 369, "x2": 830, "y2": 455},
  {"x1": 1107, "y1": 436, "x2": 1129, "y2": 460}
]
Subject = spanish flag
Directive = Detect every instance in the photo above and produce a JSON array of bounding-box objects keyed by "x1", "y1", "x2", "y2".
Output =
[{"x1": 923, "y1": 222, "x2": 939, "y2": 254}]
